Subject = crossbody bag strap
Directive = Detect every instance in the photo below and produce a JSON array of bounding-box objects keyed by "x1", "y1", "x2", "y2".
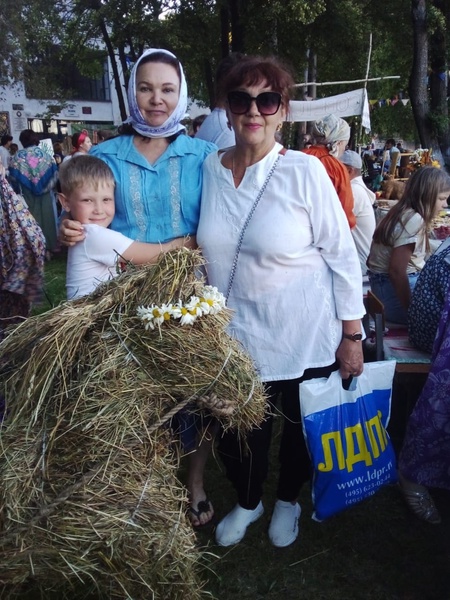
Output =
[{"x1": 226, "y1": 148, "x2": 286, "y2": 300}]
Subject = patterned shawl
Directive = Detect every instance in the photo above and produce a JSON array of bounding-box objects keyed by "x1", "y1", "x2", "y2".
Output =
[
  {"x1": 9, "y1": 145, "x2": 58, "y2": 196},
  {"x1": 0, "y1": 175, "x2": 46, "y2": 303}
]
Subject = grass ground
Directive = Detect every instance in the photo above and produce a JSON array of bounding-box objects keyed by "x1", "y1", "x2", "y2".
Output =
[
  {"x1": 189, "y1": 425, "x2": 450, "y2": 600},
  {"x1": 32, "y1": 251, "x2": 67, "y2": 315},
  {"x1": 23, "y1": 254, "x2": 450, "y2": 599}
]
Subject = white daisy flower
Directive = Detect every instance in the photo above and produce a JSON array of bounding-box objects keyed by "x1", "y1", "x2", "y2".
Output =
[
  {"x1": 160, "y1": 303, "x2": 174, "y2": 322},
  {"x1": 137, "y1": 306, "x2": 156, "y2": 330},
  {"x1": 180, "y1": 310, "x2": 197, "y2": 326},
  {"x1": 170, "y1": 303, "x2": 183, "y2": 320},
  {"x1": 137, "y1": 286, "x2": 226, "y2": 330}
]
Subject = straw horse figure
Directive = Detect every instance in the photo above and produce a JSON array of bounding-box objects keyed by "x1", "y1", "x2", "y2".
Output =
[{"x1": 0, "y1": 250, "x2": 266, "y2": 600}]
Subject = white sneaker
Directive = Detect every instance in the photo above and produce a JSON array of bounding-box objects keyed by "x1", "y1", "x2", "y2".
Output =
[
  {"x1": 268, "y1": 500, "x2": 301, "y2": 548},
  {"x1": 215, "y1": 502, "x2": 264, "y2": 546}
]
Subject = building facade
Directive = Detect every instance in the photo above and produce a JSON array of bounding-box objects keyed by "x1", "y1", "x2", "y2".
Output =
[{"x1": 0, "y1": 54, "x2": 124, "y2": 146}]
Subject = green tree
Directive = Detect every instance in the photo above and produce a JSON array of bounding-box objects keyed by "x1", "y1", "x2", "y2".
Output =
[
  {"x1": 163, "y1": 0, "x2": 327, "y2": 108},
  {"x1": 409, "y1": 0, "x2": 450, "y2": 165},
  {"x1": 0, "y1": 0, "x2": 27, "y2": 84},
  {"x1": 3, "y1": 0, "x2": 450, "y2": 161}
]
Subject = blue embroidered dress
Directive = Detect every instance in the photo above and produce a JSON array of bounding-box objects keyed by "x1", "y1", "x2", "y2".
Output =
[
  {"x1": 91, "y1": 132, "x2": 216, "y2": 451},
  {"x1": 90, "y1": 134, "x2": 216, "y2": 242}
]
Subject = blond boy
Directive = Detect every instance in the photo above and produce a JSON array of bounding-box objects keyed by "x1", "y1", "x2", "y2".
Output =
[{"x1": 58, "y1": 155, "x2": 194, "y2": 299}]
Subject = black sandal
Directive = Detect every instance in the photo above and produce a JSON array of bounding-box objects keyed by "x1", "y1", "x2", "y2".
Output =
[{"x1": 188, "y1": 498, "x2": 214, "y2": 528}]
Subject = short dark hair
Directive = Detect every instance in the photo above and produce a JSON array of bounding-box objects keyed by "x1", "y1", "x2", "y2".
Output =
[
  {"x1": 1, "y1": 135, "x2": 12, "y2": 146},
  {"x1": 192, "y1": 114, "x2": 207, "y2": 134},
  {"x1": 19, "y1": 129, "x2": 40, "y2": 148},
  {"x1": 218, "y1": 55, "x2": 294, "y2": 110},
  {"x1": 97, "y1": 129, "x2": 116, "y2": 142}
]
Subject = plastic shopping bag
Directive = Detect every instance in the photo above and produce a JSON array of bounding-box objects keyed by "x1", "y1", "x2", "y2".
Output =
[{"x1": 300, "y1": 361, "x2": 397, "y2": 521}]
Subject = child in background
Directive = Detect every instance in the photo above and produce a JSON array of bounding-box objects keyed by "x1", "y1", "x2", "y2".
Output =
[
  {"x1": 58, "y1": 155, "x2": 196, "y2": 299},
  {"x1": 367, "y1": 167, "x2": 450, "y2": 324}
]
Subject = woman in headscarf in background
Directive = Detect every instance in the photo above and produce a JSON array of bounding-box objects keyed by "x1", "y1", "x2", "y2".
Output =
[
  {"x1": 9, "y1": 129, "x2": 59, "y2": 255},
  {"x1": 302, "y1": 114, "x2": 355, "y2": 229}
]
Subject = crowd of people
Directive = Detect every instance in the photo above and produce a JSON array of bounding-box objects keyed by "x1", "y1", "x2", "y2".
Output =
[{"x1": 1, "y1": 46, "x2": 449, "y2": 546}]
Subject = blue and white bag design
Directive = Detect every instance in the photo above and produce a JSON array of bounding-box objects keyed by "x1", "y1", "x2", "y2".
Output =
[{"x1": 300, "y1": 361, "x2": 397, "y2": 521}]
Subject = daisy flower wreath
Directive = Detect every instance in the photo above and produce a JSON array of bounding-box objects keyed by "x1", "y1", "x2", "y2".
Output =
[{"x1": 137, "y1": 285, "x2": 226, "y2": 329}]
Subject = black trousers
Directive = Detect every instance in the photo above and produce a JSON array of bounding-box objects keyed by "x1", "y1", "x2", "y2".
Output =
[{"x1": 218, "y1": 363, "x2": 337, "y2": 510}]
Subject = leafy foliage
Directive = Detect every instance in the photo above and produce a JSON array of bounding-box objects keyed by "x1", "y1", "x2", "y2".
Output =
[
  {"x1": 2, "y1": 0, "x2": 450, "y2": 154},
  {"x1": 370, "y1": 103, "x2": 418, "y2": 142}
]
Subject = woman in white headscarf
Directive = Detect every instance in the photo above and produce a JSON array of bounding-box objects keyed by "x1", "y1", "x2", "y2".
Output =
[
  {"x1": 302, "y1": 114, "x2": 355, "y2": 229},
  {"x1": 60, "y1": 48, "x2": 217, "y2": 527},
  {"x1": 62, "y1": 48, "x2": 216, "y2": 244}
]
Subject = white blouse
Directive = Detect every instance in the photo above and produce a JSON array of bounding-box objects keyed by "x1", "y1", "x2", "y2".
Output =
[
  {"x1": 367, "y1": 209, "x2": 427, "y2": 275},
  {"x1": 197, "y1": 143, "x2": 365, "y2": 382}
]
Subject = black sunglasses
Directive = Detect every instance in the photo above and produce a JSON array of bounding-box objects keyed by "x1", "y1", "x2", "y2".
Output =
[{"x1": 227, "y1": 91, "x2": 282, "y2": 116}]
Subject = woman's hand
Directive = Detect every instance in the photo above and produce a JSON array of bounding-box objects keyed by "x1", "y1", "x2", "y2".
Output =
[
  {"x1": 166, "y1": 235, "x2": 197, "y2": 251},
  {"x1": 59, "y1": 218, "x2": 84, "y2": 246},
  {"x1": 183, "y1": 235, "x2": 197, "y2": 250},
  {"x1": 336, "y1": 319, "x2": 364, "y2": 379},
  {"x1": 336, "y1": 338, "x2": 364, "y2": 379}
]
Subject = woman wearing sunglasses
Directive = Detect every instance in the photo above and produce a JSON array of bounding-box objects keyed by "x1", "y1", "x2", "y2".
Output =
[{"x1": 197, "y1": 55, "x2": 365, "y2": 548}]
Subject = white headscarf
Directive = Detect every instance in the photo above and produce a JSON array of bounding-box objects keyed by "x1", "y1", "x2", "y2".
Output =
[
  {"x1": 313, "y1": 114, "x2": 350, "y2": 157},
  {"x1": 125, "y1": 48, "x2": 188, "y2": 139}
]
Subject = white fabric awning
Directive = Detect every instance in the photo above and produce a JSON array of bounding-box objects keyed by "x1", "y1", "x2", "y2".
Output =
[{"x1": 288, "y1": 88, "x2": 371, "y2": 131}]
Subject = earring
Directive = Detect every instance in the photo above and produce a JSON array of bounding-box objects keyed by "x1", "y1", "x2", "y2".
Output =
[{"x1": 276, "y1": 123, "x2": 283, "y2": 132}]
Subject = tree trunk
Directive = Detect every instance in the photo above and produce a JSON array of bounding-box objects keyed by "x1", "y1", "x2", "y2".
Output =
[
  {"x1": 430, "y1": 0, "x2": 450, "y2": 166},
  {"x1": 409, "y1": 0, "x2": 444, "y2": 164},
  {"x1": 203, "y1": 58, "x2": 215, "y2": 110},
  {"x1": 409, "y1": 0, "x2": 430, "y2": 144},
  {"x1": 118, "y1": 45, "x2": 129, "y2": 99},
  {"x1": 220, "y1": 5, "x2": 230, "y2": 60},
  {"x1": 307, "y1": 50, "x2": 317, "y2": 101},
  {"x1": 98, "y1": 19, "x2": 128, "y2": 121},
  {"x1": 229, "y1": 0, "x2": 245, "y2": 52}
]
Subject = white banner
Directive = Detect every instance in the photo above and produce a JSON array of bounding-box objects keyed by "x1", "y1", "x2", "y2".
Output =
[{"x1": 288, "y1": 88, "x2": 371, "y2": 131}]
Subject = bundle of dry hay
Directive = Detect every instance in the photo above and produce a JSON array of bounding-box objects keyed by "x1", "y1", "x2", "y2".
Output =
[{"x1": 0, "y1": 249, "x2": 267, "y2": 599}]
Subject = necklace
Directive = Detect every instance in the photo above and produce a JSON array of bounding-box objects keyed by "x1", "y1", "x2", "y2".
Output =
[{"x1": 231, "y1": 153, "x2": 244, "y2": 182}]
